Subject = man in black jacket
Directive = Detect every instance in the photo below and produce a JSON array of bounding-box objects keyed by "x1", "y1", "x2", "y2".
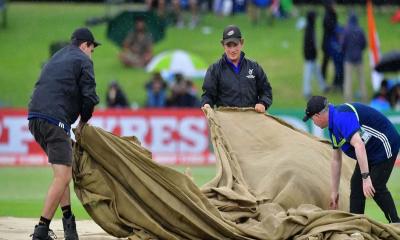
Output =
[
  {"x1": 28, "y1": 27, "x2": 100, "y2": 240},
  {"x1": 201, "y1": 25, "x2": 272, "y2": 113}
]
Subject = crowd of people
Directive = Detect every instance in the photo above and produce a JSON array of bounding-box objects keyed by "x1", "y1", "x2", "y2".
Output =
[
  {"x1": 106, "y1": 72, "x2": 201, "y2": 109},
  {"x1": 300, "y1": 0, "x2": 400, "y2": 113},
  {"x1": 302, "y1": 0, "x2": 368, "y2": 103}
]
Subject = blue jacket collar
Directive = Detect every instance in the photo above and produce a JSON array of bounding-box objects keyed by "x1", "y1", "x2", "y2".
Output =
[{"x1": 223, "y1": 52, "x2": 245, "y2": 74}]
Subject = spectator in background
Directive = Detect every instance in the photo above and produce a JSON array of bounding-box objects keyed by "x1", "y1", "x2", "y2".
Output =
[
  {"x1": 119, "y1": 18, "x2": 153, "y2": 68},
  {"x1": 214, "y1": 0, "x2": 233, "y2": 16},
  {"x1": 106, "y1": 81, "x2": 129, "y2": 108},
  {"x1": 321, "y1": 0, "x2": 344, "y2": 92},
  {"x1": 389, "y1": 84, "x2": 400, "y2": 111},
  {"x1": 146, "y1": 0, "x2": 167, "y2": 17},
  {"x1": 147, "y1": 0, "x2": 183, "y2": 26},
  {"x1": 168, "y1": 77, "x2": 200, "y2": 107},
  {"x1": 370, "y1": 79, "x2": 390, "y2": 111},
  {"x1": 146, "y1": 0, "x2": 199, "y2": 28},
  {"x1": 248, "y1": 0, "x2": 273, "y2": 25},
  {"x1": 170, "y1": 73, "x2": 186, "y2": 91},
  {"x1": 145, "y1": 72, "x2": 167, "y2": 107},
  {"x1": 342, "y1": 12, "x2": 367, "y2": 102},
  {"x1": 186, "y1": 77, "x2": 198, "y2": 96},
  {"x1": 178, "y1": 0, "x2": 199, "y2": 29},
  {"x1": 302, "y1": 11, "x2": 328, "y2": 99},
  {"x1": 330, "y1": 23, "x2": 344, "y2": 92},
  {"x1": 372, "y1": 79, "x2": 389, "y2": 101},
  {"x1": 167, "y1": 73, "x2": 185, "y2": 106},
  {"x1": 321, "y1": 0, "x2": 338, "y2": 88}
]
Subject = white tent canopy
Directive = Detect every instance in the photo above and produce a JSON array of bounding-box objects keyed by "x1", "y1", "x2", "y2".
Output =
[{"x1": 146, "y1": 49, "x2": 208, "y2": 79}]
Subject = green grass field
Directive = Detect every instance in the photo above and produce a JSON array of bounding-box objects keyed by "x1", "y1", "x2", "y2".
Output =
[
  {"x1": 0, "y1": 3, "x2": 399, "y2": 108},
  {"x1": 0, "y1": 166, "x2": 216, "y2": 219},
  {"x1": 0, "y1": 166, "x2": 399, "y2": 223}
]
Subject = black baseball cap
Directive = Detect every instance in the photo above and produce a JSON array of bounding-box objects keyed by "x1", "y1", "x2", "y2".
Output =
[
  {"x1": 221, "y1": 25, "x2": 242, "y2": 44},
  {"x1": 302, "y1": 96, "x2": 328, "y2": 122},
  {"x1": 71, "y1": 27, "x2": 101, "y2": 48}
]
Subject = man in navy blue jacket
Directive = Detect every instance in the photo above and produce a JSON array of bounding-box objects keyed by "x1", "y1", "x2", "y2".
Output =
[
  {"x1": 342, "y1": 13, "x2": 367, "y2": 102},
  {"x1": 201, "y1": 25, "x2": 273, "y2": 113},
  {"x1": 303, "y1": 96, "x2": 400, "y2": 223},
  {"x1": 28, "y1": 27, "x2": 100, "y2": 240}
]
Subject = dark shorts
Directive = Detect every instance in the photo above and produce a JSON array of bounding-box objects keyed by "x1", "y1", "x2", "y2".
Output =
[{"x1": 28, "y1": 118, "x2": 72, "y2": 166}]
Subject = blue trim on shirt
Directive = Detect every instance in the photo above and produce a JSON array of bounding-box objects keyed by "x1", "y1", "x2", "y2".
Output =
[
  {"x1": 28, "y1": 112, "x2": 71, "y2": 135},
  {"x1": 224, "y1": 53, "x2": 244, "y2": 74}
]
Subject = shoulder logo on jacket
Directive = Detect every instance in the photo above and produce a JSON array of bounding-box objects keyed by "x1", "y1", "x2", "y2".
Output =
[{"x1": 246, "y1": 69, "x2": 255, "y2": 79}]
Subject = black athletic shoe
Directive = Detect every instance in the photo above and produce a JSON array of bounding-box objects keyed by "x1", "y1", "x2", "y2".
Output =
[
  {"x1": 31, "y1": 225, "x2": 56, "y2": 240},
  {"x1": 62, "y1": 215, "x2": 79, "y2": 240}
]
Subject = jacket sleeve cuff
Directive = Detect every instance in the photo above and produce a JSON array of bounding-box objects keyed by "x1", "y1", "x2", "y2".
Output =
[
  {"x1": 259, "y1": 101, "x2": 270, "y2": 109},
  {"x1": 201, "y1": 99, "x2": 213, "y2": 107},
  {"x1": 81, "y1": 102, "x2": 95, "y2": 122}
]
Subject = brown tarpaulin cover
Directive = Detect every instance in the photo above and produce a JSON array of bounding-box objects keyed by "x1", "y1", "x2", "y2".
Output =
[{"x1": 73, "y1": 107, "x2": 400, "y2": 239}]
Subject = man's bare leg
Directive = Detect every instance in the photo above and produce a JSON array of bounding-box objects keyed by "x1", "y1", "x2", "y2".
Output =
[
  {"x1": 59, "y1": 178, "x2": 79, "y2": 240},
  {"x1": 59, "y1": 185, "x2": 71, "y2": 208},
  {"x1": 41, "y1": 164, "x2": 72, "y2": 219}
]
